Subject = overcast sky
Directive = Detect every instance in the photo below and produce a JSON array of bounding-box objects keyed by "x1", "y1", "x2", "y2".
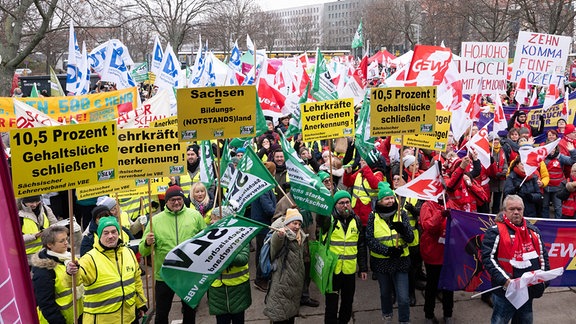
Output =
[{"x1": 258, "y1": 0, "x2": 333, "y2": 11}]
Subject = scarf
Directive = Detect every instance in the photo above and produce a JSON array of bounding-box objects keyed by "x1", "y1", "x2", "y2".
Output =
[
  {"x1": 47, "y1": 250, "x2": 72, "y2": 262},
  {"x1": 501, "y1": 214, "x2": 536, "y2": 269},
  {"x1": 187, "y1": 159, "x2": 200, "y2": 174},
  {"x1": 191, "y1": 199, "x2": 206, "y2": 215},
  {"x1": 513, "y1": 164, "x2": 526, "y2": 178}
]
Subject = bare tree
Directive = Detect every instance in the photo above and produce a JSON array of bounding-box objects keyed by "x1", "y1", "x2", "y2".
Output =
[
  {"x1": 250, "y1": 11, "x2": 283, "y2": 52},
  {"x1": 363, "y1": 0, "x2": 405, "y2": 52},
  {"x1": 513, "y1": 0, "x2": 575, "y2": 34}
]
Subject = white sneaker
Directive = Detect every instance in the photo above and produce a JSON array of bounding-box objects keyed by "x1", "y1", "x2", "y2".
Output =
[{"x1": 383, "y1": 315, "x2": 393, "y2": 324}]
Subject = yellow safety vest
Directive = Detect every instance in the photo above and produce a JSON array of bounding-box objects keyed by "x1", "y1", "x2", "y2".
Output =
[
  {"x1": 351, "y1": 173, "x2": 379, "y2": 207},
  {"x1": 211, "y1": 264, "x2": 250, "y2": 287},
  {"x1": 83, "y1": 247, "x2": 138, "y2": 314},
  {"x1": 119, "y1": 196, "x2": 151, "y2": 221},
  {"x1": 404, "y1": 198, "x2": 419, "y2": 247},
  {"x1": 37, "y1": 263, "x2": 83, "y2": 323},
  {"x1": 179, "y1": 172, "x2": 200, "y2": 194},
  {"x1": 370, "y1": 216, "x2": 410, "y2": 259},
  {"x1": 23, "y1": 214, "x2": 49, "y2": 255},
  {"x1": 326, "y1": 217, "x2": 360, "y2": 275}
]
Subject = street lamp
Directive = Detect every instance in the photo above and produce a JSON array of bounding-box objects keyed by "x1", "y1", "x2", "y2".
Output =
[{"x1": 410, "y1": 23, "x2": 421, "y2": 45}]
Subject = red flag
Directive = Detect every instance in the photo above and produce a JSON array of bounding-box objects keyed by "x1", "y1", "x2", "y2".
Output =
[
  {"x1": 519, "y1": 138, "x2": 560, "y2": 178},
  {"x1": 394, "y1": 161, "x2": 445, "y2": 201},
  {"x1": 258, "y1": 78, "x2": 286, "y2": 119},
  {"x1": 352, "y1": 54, "x2": 368, "y2": 89},
  {"x1": 11, "y1": 73, "x2": 20, "y2": 96},
  {"x1": 493, "y1": 94, "x2": 507, "y2": 133},
  {"x1": 406, "y1": 45, "x2": 453, "y2": 86},
  {"x1": 542, "y1": 84, "x2": 559, "y2": 111},
  {"x1": 464, "y1": 79, "x2": 483, "y2": 120},
  {"x1": 514, "y1": 76, "x2": 528, "y2": 107},
  {"x1": 562, "y1": 89, "x2": 570, "y2": 121},
  {"x1": 530, "y1": 87, "x2": 539, "y2": 107},
  {"x1": 0, "y1": 150, "x2": 39, "y2": 323},
  {"x1": 466, "y1": 120, "x2": 492, "y2": 169}
]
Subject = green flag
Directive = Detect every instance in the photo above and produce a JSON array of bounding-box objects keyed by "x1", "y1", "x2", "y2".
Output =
[
  {"x1": 352, "y1": 19, "x2": 363, "y2": 49},
  {"x1": 312, "y1": 48, "x2": 338, "y2": 102},
  {"x1": 49, "y1": 66, "x2": 65, "y2": 97},
  {"x1": 354, "y1": 91, "x2": 375, "y2": 161},
  {"x1": 230, "y1": 93, "x2": 267, "y2": 148},
  {"x1": 285, "y1": 82, "x2": 310, "y2": 138},
  {"x1": 224, "y1": 146, "x2": 277, "y2": 214},
  {"x1": 199, "y1": 140, "x2": 215, "y2": 188},
  {"x1": 130, "y1": 62, "x2": 149, "y2": 83},
  {"x1": 219, "y1": 140, "x2": 234, "y2": 189},
  {"x1": 280, "y1": 132, "x2": 334, "y2": 215},
  {"x1": 30, "y1": 83, "x2": 39, "y2": 98},
  {"x1": 161, "y1": 215, "x2": 267, "y2": 309}
]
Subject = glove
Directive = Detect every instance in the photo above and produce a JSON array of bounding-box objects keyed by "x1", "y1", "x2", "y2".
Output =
[
  {"x1": 528, "y1": 282, "x2": 545, "y2": 299},
  {"x1": 138, "y1": 305, "x2": 149, "y2": 314},
  {"x1": 390, "y1": 222, "x2": 406, "y2": 235},
  {"x1": 137, "y1": 215, "x2": 148, "y2": 226},
  {"x1": 405, "y1": 202, "x2": 416, "y2": 215},
  {"x1": 386, "y1": 246, "x2": 403, "y2": 258}
]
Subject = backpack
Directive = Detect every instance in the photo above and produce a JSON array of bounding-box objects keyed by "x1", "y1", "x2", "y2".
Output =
[{"x1": 259, "y1": 229, "x2": 289, "y2": 279}]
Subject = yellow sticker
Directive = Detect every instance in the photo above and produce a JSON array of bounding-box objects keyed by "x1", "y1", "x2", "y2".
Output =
[
  {"x1": 370, "y1": 86, "x2": 437, "y2": 136},
  {"x1": 301, "y1": 98, "x2": 355, "y2": 142},
  {"x1": 177, "y1": 86, "x2": 257, "y2": 141},
  {"x1": 11, "y1": 121, "x2": 118, "y2": 197}
]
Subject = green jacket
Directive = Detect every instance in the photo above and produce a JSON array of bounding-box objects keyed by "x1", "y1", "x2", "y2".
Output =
[
  {"x1": 139, "y1": 205, "x2": 206, "y2": 281},
  {"x1": 207, "y1": 244, "x2": 251, "y2": 315}
]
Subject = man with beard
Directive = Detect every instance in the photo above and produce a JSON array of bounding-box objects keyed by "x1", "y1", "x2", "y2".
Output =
[
  {"x1": 178, "y1": 144, "x2": 202, "y2": 193},
  {"x1": 317, "y1": 191, "x2": 368, "y2": 324},
  {"x1": 272, "y1": 149, "x2": 289, "y2": 201},
  {"x1": 507, "y1": 110, "x2": 544, "y2": 138}
]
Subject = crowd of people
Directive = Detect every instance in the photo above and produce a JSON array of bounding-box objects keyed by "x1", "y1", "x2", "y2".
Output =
[{"x1": 17, "y1": 100, "x2": 565, "y2": 324}]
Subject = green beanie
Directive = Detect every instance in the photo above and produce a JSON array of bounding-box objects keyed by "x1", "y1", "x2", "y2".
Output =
[
  {"x1": 317, "y1": 171, "x2": 330, "y2": 182},
  {"x1": 97, "y1": 216, "x2": 120, "y2": 238},
  {"x1": 333, "y1": 190, "x2": 352, "y2": 204},
  {"x1": 378, "y1": 181, "x2": 394, "y2": 200}
]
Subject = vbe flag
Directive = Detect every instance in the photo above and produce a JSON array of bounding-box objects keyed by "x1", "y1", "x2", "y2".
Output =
[
  {"x1": 161, "y1": 215, "x2": 267, "y2": 308},
  {"x1": 280, "y1": 132, "x2": 334, "y2": 215},
  {"x1": 199, "y1": 140, "x2": 215, "y2": 188},
  {"x1": 312, "y1": 48, "x2": 338, "y2": 101},
  {"x1": 224, "y1": 146, "x2": 277, "y2": 214}
]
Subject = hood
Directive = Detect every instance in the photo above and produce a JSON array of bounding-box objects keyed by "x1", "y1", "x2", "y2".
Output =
[{"x1": 30, "y1": 249, "x2": 59, "y2": 270}]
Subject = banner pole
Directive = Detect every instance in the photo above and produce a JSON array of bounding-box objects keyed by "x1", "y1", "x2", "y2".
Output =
[
  {"x1": 147, "y1": 180, "x2": 156, "y2": 310},
  {"x1": 68, "y1": 189, "x2": 78, "y2": 324}
]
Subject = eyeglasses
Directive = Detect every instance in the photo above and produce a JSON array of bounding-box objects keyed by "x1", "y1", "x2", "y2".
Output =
[
  {"x1": 337, "y1": 201, "x2": 351, "y2": 205},
  {"x1": 168, "y1": 197, "x2": 183, "y2": 203}
]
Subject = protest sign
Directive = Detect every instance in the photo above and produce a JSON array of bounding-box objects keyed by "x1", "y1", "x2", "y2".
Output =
[
  {"x1": 161, "y1": 216, "x2": 266, "y2": 308},
  {"x1": 370, "y1": 86, "x2": 436, "y2": 136},
  {"x1": 177, "y1": 86, "x2": 256, "y2": 141},
  {"x1": 460, "y1": 42, "x2": 509, "y2": 95},
  {"x1": 117, "y1": 126, "x2": 186, "y2": 180},
  {"x1": 511, "y1": 31, "x2": 571, "y2": 87},
  {"x1": 403, "y1": 110, "x2": 452, "y2": 151},
  {"x1": 10, "y1": 121, "x2": 117, "y2": 197},
  {"x1": 300, "y1": 98, "x2": 354, "y2": 142}
]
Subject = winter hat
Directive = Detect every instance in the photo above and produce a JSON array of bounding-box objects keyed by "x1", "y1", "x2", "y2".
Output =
[
  {"x1": 236, "y1": 147, "x2": 246, "y2": 154},
  {"x1": 284, "y1": 208, "x2": 304, "y2": 225},
  {"x1": 230, "y1": 156, "x2": 240, "y2": 165},
  {"x1": 97, "y1": 216, "x2": 120, "y2": 237},
  {"x1": 565, "y1": 124, "x2": 576, "y2": 135},
  {"x1": 97, "y1": 196, "x2": 116, "y2": 210},
  {"x1": 403, "y1": 155, "x2": 416, "y2": 168},
  {"x1": 365, "y1": 149, "x2": 381, "y2": 168},
  {"x1": 91, "y1": 205, "x2": 111, "y2": 220},
  {"x1": 187, "y1": 144, "x2": 200, "y2": 155},
  {"x1": 517, "y1": 110, "x2": 526, "y2": 116},
  {"x1": 165, "y1": 185, "x2": 185, "y2": 201},
  {"x1": 21, "y1": 195, "x2": 41, "y2": 204},
  {"x1": 333, "y1": 190, "x2": 352, "y2": 204},
  {"x1": 377, "y1": 181, "x2": 395, "y2": 200},
  {"x1": 317, "y1": 171, "x2": 331, "y2": 182}
]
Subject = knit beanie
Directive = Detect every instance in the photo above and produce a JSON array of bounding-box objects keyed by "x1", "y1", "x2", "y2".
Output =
[
  {"x1": 378, "y1": 181, "x2": 394, "y2": 200},
  {"x1": 403, "y1": 155, "x2": 416, "y2": 168},
  {"x1": 284, "y1": 208, "x2": 304, "y2": 225},
  {"x1": 165, "y1": 185, "x2": 185, "y2": 201},
  {"x1": 97, "y1": 216, "x2": 120, "y2": 237},
  {"x1": 187, "y1": 144, "x2": 200, "y2": 155},
  {"x1": 22, "y1": 195, "x2": 41, "y2": 204},
  {"x1": 97, "y1": 196, "x2": 116, "y2": 210},
  {"x1": 91, "y1": 205, "x2": 111, "y2": 220},
  {"x1": 317, "y1": 171, "x2": 331, "y2": 182},
  {"x1": 333, "y1": 190, "x2": 352, "y2": 204}
]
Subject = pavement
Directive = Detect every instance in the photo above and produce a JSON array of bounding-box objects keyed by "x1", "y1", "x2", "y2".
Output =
[{"x1": 141, "y1": 251, "x2": 576, "y2": 324}]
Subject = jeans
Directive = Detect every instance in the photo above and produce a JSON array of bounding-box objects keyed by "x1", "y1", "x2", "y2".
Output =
[
  {"x1": 155, "y1": 280, "x2": 196, "y2": 324},
  {"x1": 376, "y1": 271, "x2": 410, "y2": 323},
  {"x1": 255, "y1": 232, "x2": 267, "y2": 282},
  {"x1": 216, "y1": 312, "x2": 245, "y2": 324},
  {"x1": 424, "y1": 263, "x2": 453, "y2": 319},
  {"x1": 325, "y1": 273, "x2": 356, "y2": 324},
  {"x1": 542, "y1": 190, "x2": 562, "y2": 219},
  {"x1": 491, "y1": 293, "x2": 533, "y2": 324}
]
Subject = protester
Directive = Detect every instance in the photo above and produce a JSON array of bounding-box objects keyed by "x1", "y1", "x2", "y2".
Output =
[
  {"x1": 366, "y1": 182, "x2": 414, "y2": 324},
  {"x1": 503, "y1": 158, "x2": 543, "y2": 218},
  {"x1": 139, "y1": 185, "x2": 206, "y2": 324},
  {"x1": 97, "y1": 195, "x2": 147, "y2": 235},
  {"x1": 19, "y1": 195, "x2": 59, "y2": 264},
  {"x1": 67, "y1": 216, "x2": 147, "y2": 323},
  {"x1": 187, "y1": 182, "x2": 215, "y2": 225},
  {"x1": 419, "y1": 199, "x2": 454, "y2": 324},
  {"x1": 317, "y1": 190, "x2": 368, "y2": 324},
  {"x1": 488, "y1": 133, "x2": 509, "y2": 214},
  {"x1": 501, "y1": 128, "x2": 521, "y2": 163},
  {"x1": 208, "y1": 207, "x2": 251, "y2": 324},
  {"x1": 507, "y1": 110, "x2": 544, "y2": 137},
  {"x1": 263, "y1": 208, "x2": 307, "y2": 324},
  {"x1": 481, "y1": 195, "x2": 550, "y2": 323},
  {"x1": 556, "y1": 163, "x2": 576, "y2": 218},
  {"x1": 80, "y1": 205, "x2": 135, "y2": 256},
  {"x1": 272, "y1": 149, "x2": 290, "y2": 200},
  {"x1": 31, "y1": 226, "x2": 83, "y2": 323},
  {"x1": 542, "y1": 141, "x2": 576, "y2": 218}
]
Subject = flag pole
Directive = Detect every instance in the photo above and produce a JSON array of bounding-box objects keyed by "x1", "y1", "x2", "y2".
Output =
[
  {"x1": 68, "y1": 189, "x2": 78, "y2": 324},
  {"x1": 470, "y1": 285, "x2": 502, "y2": 298},
  {"x1": 396, "y1": 137, "x2": 405, "y2": 247},
  {"x1": 215, "y1": 140, "x2": 223, "y2": 218},
  {"x1": 140, "y1": 196, "x2": 150, "y2": 310},
  {"x1": 328, "y1": 139, "x2": 334, "y2": 194},
  {"x1": 148, "y1": 180, "x2": 156, "y2": 310}
]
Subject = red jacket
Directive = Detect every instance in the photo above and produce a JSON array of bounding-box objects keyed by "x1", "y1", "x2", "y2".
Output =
[{"x1": 419, "y1": 201, "x2": 446, "y2": 265}]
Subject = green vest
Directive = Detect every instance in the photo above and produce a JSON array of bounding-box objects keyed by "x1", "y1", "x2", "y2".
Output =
[
  {"x1": 37, "y1": 262, "x2": 83, "y2": 323},
  {"x1": 326, "y1": 217, "x2": 360, "y2": 275},
  {"x1": 83, "y1": 247, "x2": 138, "y2": 314},
  {"x1": 23, "y1": 214, "x2": 49, "y2": 255},
  {"x1": 370, "y1": 216, "x2": 409, "y2": 259}
]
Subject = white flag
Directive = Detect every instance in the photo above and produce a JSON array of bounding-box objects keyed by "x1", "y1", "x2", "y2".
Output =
[
  {"x1": 505, "y1": 267, "x2": 564, "y2": 309},
  {"x1": 395, "y1": 161, "x2": 445, "y2": 201},
  {"x1": 151, "y1": 35, "x2": 164, "y2": 75},
  {"x1": 466, "y1": 120, "x2": 493, "y2": 169},
  {"x1": 154, "y1": 43, "x2": 181, "y2": 89},
  {"x1": 519, "y1": 138, "x2": 560, "y2": 178}
]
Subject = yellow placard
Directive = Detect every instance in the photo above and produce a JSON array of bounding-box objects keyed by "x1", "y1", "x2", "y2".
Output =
[
  {"x1": 300, "y1": 98, "x2": 355, "y2": 142},
  {"x1": 151, "y1": 116, "x2": 178, "y2": 128},
  {"x1": 403, "y1": 110, "x2": 452, "y2": 151},
  {"x1": 117, "y1": 126, "x2": 187, "y2": 180},
  {"x1": 0, "y1": 88, "x2": 138, "y2": 132},
  {"x1": 76, "y1": 179, "x2": 136, "y2": 200},
  {"x1": 116, "y1": 178, "x2": 156, "y2": 198},
  {"x1": 176, "y1": 86, "x2": 257, "y2": 141},
  {"x1": 11, "y1": 121, "x2": 118, "y2": 197},
  {"x1": 370, "y1": 86, "x2": 437, "y2": 136}
]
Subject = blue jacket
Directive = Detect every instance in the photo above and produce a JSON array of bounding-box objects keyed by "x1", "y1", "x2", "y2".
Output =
[{"x1": 250, "y1": 189, "x2": 276, "y2": 233}]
